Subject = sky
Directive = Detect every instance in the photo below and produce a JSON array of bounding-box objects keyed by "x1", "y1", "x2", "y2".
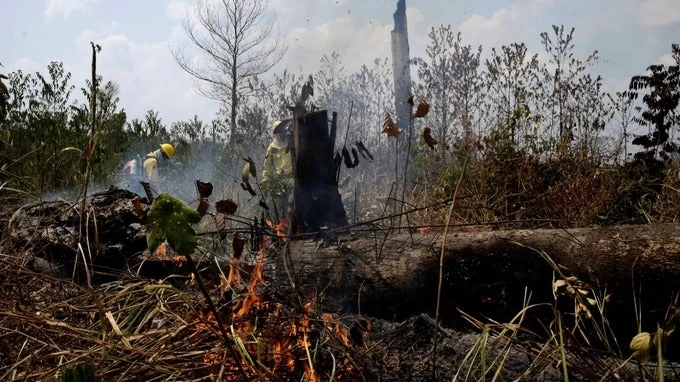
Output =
[{"x1": 2, "y1": 0, "x2": 679, "y2": 125}]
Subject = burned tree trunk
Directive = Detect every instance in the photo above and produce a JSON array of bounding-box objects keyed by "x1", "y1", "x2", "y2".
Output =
[
  {"x1": 290, "y1": 110, "x2": 349, "y2": 234},
  {"x1": 391, "y1": 0, "x2": 412, "y2": 129},
  {"x1": 273, "y1": 224, "x2": 680, "y2": 336}
]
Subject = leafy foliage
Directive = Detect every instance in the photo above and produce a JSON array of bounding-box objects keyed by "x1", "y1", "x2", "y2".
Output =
[{"x1": 147, "y1": 193, "x2": 201, "y2": 255}]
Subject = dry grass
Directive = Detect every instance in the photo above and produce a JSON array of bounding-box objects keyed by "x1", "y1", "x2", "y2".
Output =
[{"x1": 0, "y1": 248, "x2": 362, "y2": 381}]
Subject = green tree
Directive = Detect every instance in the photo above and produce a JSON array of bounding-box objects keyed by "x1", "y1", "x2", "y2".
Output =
[{"x1": 629, "y1": 45, "x2": 680, "y2": 163}]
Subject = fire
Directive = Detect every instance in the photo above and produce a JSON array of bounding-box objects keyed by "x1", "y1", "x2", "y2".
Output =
[
  {"x1": 152, "y1": 242, "x2": 185, "y2": 263},
  {"x1": 417, "y1": 226, "x2": 429, "y2": 234},
  {"x1": 323, "y1": 313, "x2": 350, "y2": 346},
  {"x1": 203, "y1": 352, "x2": 221, "y2": 365},
  {"x1": 154, "y1": 241, "x2": 169, "y2": 259},
  {"x1": 233, "y1": 237, "x2": 269, "y2": 318},
  {"x1": 194, "y1": 310, "x2": 219, "y2": 333},
  {"x1": 267, "y1": 218, "x2": 289, "y2": 238},
  {"x1": 234, "y1": 293, "x2": 263, "y2": 317},
  {"x1": 273, "y1": 339, "x2": 296, "y2": 370},
  {"x1": 225, "y1": 258, "x2": 242, "y2": 289}
]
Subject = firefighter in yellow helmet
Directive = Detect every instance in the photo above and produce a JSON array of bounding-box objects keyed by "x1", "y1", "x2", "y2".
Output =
[
  {"x1": 262, "y1": 119, "x2": 293, "y2": 219},
  {"x1": 144, "y1": 143, "x2": 175, "y2": 190},
  {"x1": 123, "y1": 143, "x2": 175, "y2": 196}
]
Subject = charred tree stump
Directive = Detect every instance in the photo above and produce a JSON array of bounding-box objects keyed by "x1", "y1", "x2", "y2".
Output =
[
  {"x1": 290, "y1": 110, "x2": 349, "y2": 234},
  {"x1": 271, "y1": 224, "x2": 680, "y2": 346}
]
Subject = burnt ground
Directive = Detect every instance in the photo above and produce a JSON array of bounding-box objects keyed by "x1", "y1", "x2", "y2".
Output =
[{"x1": 1, "y1": 189, "x2": 679, "y2": 381}]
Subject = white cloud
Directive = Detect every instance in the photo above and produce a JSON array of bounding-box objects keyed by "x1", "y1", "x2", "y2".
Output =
[
  {"x1": 656, "y1": 52, "x2": 677, "y2": 66},
  {"x1": 73, "y1": 24, "x2": 217, "y2": 123},
  {"x1": 166, "y1": 0, "x2": 190, "y2": 20},
  {"x1": 280, "y1": 15, "x2": 392, "y2": 76},
  {"x1": 459, "y1": 3, "x2": 536, "y2": 49},
  {"x1": 6, "y1": 57, "x2": 43, "y2": 75},
  {"x1": 44, "y1": 0, "x2": 96, "y2": 20},
  {"x1": 640, "y1": 0, "x2": 680, "y2": 27}
]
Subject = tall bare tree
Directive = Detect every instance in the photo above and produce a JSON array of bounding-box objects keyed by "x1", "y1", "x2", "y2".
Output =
[{"x1": 172, "y1": 0, "x2": 286, "y2": 139}]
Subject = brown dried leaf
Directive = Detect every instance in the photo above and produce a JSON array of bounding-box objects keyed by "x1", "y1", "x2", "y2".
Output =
[
  {"x1": 196, "y1": 180, "x2": 213, "y2": 198},
  {"x1": 197, "y1": 197, "x2": 209, "y2": 217},
  {"x1": 421, "y1": 126, "x2": 437, "y2": 149},
  {"x1": 232, "y1": 233, "x2": 245, "y2": 260},
  {"x1": 213, "y1": 213, "x2": 227, "y2": 240},
  {"x1": 381, "y1": 113, "x2": 403, "y2": 137},
  {"x1": 407, "y1": 95, "x2": 414, "y2": 106},
  {"x1": 242, "y1": 158, "x2": 256, "y2": 182},
  {"x1": 412, "y1": 98, "x2": 430, "y2": 119},
  {"x1": 241, "y1": 158, "x2": 257, "y2": 196},
  {"x1": 132, "y1": 196, "x2": 145, "y2": 220},
  {"x1": 216, "y1": 199, "x2": 238, "y2": 215},
  {"x1": 356, "y1": 140, "x2": 374, "y2": 160}
]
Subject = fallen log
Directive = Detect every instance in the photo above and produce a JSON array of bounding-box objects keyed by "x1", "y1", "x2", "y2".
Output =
[{"x1": 272, "y1": 224, "x2": 680, "y2": 344}]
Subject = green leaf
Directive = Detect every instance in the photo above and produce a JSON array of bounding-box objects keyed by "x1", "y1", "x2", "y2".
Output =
[{"x1": 147, "y1": 193, "x2": 201, "y2": 255}]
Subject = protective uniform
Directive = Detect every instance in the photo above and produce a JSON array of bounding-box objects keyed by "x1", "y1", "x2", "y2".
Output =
[
  {"x1": 262, "y1": 120, "x2": 293, "y2": 218},
  {"x1": 124, "y1": 143, "x2": 175, "y2": 195},
  {"x1": 144, "y1": 143, "x2": 175, "y2": 190}
]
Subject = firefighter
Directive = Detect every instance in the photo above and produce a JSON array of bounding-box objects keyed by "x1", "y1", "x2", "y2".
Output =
[
  {"x1": 123, "y1": 143, "x2": 175, "y2": 196},
  {"x1": 262, "y1": 119, "x2": 293, "y2": 219}
]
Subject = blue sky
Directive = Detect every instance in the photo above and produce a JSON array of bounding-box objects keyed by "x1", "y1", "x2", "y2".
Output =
[{"x1": 2, "y1": 0, "x2": 679, "y2": 124}]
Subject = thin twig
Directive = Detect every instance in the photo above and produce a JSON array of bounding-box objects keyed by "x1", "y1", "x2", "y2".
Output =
[{"x1": 433, "y1": 154, "x2": 468, "y2": 378}]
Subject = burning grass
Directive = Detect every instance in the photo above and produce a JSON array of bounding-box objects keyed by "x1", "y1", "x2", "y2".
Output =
[{"x1": 0, "y1": 245, "x2": 363, "y2": 381}]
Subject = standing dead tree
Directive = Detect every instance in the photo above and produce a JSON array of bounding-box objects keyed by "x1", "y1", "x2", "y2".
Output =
[{"x1": 172, "y1": 0, "x2": 286, "y2": 139}]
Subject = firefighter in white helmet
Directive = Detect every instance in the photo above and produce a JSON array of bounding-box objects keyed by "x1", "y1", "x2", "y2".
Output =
[
  {"x1": 123, "y1": 143, "x2": 176, "y2": 196},
  {"x1": 262, "y1": 119, "x2": 293, "y2": 219}
]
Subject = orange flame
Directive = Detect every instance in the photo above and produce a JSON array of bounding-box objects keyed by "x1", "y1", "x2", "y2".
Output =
[
  {"x1": 194, "y1": 310, "x2": 219, "y2": 333},
  {"x1": 323, "y1": 313, "x2": 350, "y2": 346},
  {"x1": 273, "y1": 339, "x2": 296, "y2": 370},
  {"x1": 267, "y1": 218, "x2": 289, "y2": 238},
  {"x1": 226, "y1": 258, "x2": 242, "y2": 288},
  {"x1": 235, "y1": 293, "x2": 263, "y2": 317},
  {"x1": 246, "y1": 238, "x2": 268, "y2": 294},
  {"x1": 154, "y1": 242, "x2": 168, "y2": 259},
  {"x1": 233, "y1": 238, "x2": 270, "y2": 318},
  {"x1": 203, "y1": 352, "x2": 221, "y2": 365}
]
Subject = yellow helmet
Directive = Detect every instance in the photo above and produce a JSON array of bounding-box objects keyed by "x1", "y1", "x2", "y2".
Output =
[
  {"x1": 160, "y1": 143, "x2": 175, "y2": 159},
  {"x1": 272, "y1": 119, "x2": 290, "y2": 134},
  {"x1": 272, "y1": 120, "x2": 283, "y2": 133}
]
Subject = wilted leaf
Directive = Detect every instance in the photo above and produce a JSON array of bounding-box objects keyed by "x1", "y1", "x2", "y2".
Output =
[
  {"x1": 197, "y1": 197, "x2": 210, "y2": 217},
  {"x1": 553, "y1": 279, "x2": 567, "y2": 294},
  {"x1": 241, "y1": 158, "x2": 257, "y2": 196},
  {"x1": 196, "y1": 180, "x2": 213, "y2": 198},
  {"x1": 382, "y1": 113, "x2": 403, "y2": 137},
  {"x1": 421, "y1": 126, "x2": 437, "y2": 149},
  {"x1": 132, "y1": 196, "x2": 145, "y2": 219},
  {"x1": 356, "y1": 140, "x2": 374, "y2": 160},
  {"x1": 240, "y1": 182, "x2": 256, "y2": 196},
  {"x1": 407, "y1": 95, "x2": 414, "y2": 106},
  {"x1": 630, "y1": 332, "x2": 651, "y2": 364},
  {"x1": 216, "y1": 199, "x2": 238, "y2": 214},
  {"x1": 213, "y1": 214, "x2": 227, "y2": 240},
  {"x1": 342, "y1": 147, "x2": 352, "y2": 168},
  {"x1": 242, "y1": 157, "x2": 257, "y2": 179},
  {"x1": 351, "y1": 147, "x2": 359, "y2": 167},
  {"x1": 232, "y1": 233, "x2": 245, "y2": 260},
  {"x1": 341, "y1": 146, "x2": 359, "y2": 168},
  {"x1": 412, "y1": 98, "x2": 430, "y2": 119}
]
